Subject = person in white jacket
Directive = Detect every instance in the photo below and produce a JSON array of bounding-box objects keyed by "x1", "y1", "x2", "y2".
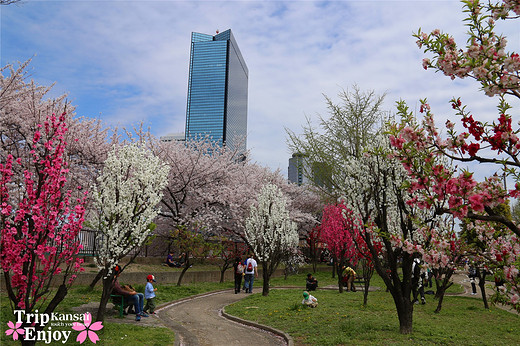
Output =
[{"x1": 302, "y1": 291, "x2": 318, "y2": 308}]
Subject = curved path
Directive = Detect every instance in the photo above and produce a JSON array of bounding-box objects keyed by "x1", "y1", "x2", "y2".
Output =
[{"x1": 156, "y1": 290, "x2": 289, "y2": 346}]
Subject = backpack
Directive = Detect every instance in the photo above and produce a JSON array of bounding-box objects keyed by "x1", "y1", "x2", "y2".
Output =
[
  {"x1": 236, "y1": 263, "x2": 244, "y2": 274},
  {"x1": 247, "y1": 260, "x2": 253, "y2": 272}
]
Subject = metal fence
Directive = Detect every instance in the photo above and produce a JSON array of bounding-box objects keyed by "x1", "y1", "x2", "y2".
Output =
[{"x1": 77, "y1": 229, "x2": 103, "y2": 256}]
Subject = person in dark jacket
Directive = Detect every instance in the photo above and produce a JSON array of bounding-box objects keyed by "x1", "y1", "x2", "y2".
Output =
[{"x1": 306, "y1": 273, "x2": 318, "y2": 291}]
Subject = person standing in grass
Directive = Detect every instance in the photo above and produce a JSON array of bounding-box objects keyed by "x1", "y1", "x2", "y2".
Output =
[
  {"x1": 341, "y1": 266, "x2": 357, "y2": 292},
  {"x1": 144, "y1": 274, "x2": 158, "y2": 314}
]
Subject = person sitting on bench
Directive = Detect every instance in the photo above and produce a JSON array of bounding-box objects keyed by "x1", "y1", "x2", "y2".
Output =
[{"x1": 112, "y1": 265, "x2": 149, "y2": 321}]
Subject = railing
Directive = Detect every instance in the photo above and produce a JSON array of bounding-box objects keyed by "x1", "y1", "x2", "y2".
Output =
[{"x1": 77, "y1": 229, "x2": 103, "y2": 256}]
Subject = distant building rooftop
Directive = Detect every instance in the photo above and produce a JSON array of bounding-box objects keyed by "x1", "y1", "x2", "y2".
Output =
[{"x1": 160, "y1": 133, "x2": 185, "y2": 142}]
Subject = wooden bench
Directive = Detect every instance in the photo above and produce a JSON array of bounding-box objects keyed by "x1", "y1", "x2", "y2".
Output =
[{"x1": 110, "y1": 294, "x2": 131, "y2": 317}]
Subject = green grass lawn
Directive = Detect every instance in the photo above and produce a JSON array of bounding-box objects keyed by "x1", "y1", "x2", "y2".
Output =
[
  {"x1": 1, "y1": 268, "x2": 515, "y2": 345},
  {"x1": 225, "y1": 285, "x2": 519, "y2": 346}
]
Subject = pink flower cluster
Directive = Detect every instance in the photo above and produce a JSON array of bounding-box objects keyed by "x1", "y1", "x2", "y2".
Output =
[
  {"x1": 1, "y1": 113, "x2": 87, "y2": 310},
  {"x1": 415, "y1": 1, "x2": 519, "y2": 97}
]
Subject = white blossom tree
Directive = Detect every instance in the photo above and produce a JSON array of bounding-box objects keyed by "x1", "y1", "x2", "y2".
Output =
[
  {"x1": 245, "y1": 183, "x2": 298, "y2": 296},
  {"x1": 92, "y1": 143, "x2": 169, "y2": 321}
]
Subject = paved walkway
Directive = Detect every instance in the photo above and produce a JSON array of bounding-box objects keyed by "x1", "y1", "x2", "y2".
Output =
[{"x1": 156, "y1": 290, "x2": 289, "y2": 346}]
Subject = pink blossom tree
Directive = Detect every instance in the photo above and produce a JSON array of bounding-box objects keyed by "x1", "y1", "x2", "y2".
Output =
[
  {"x1": 1, "y1": 113, "x2": 87, "y2": 345},
  {"x1": 389, "y1": 0, "x2": 520, "y2": 311},
  {"x1": 416, "y1": 218, "x2": 465, "y2": 313},
  {"x1": 150, "y1": 136, "x2": 320, "y2": 280},
  {"x1": 1, "y1": 60, "x2": 114, "y2": 200}
]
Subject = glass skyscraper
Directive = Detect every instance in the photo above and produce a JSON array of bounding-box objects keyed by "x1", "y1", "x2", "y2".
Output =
[{"x1": 185, "y1": 29, "x2": 248, "y2": 154}]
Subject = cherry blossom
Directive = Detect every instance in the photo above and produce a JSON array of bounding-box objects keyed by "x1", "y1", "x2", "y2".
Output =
[{"x1": 5, "y1": 321, "x2": 25, "y2": 341}]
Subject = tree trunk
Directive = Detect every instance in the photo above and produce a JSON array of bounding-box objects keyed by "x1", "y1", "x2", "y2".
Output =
[
  {"x1": 395, "y1": 298, "x2": 413, "y2": 334},
  {"x1": 96, "y1": 275, "x2": 115, "y2": 322},
  {"x1": 176, "y1": 262, "x2": 191, "y2": 287},
  {"x1": 363, "y1": 278, "x2": 370, "y2": 306},
  {"x1": 478, "y1": 270, "x2": 489, "y2": 309},
  {"x1": 89, "y1": 269, "x2": 104, "y2": 289},
  {"x1": 44, "y1": 283, "x2": 68, "y2": 315},
  {"x1": 361, "y1": 259, "x2": 374, "y2": 307},
  {"x1": 337, "y1": 263, "x2": 344, "y2": 293},
  {"x1": 262, "y1": 263, "x2": 270, "y2": 296},
  {"x1": 434, "y1": 287, "x2": 446, "y2": 314},
  {"x1": 219, "y1": 268, "x2": 226, "y2": 283},
  {"x1": 433, "y1": 268, "x2": 453, "y2": 313}
]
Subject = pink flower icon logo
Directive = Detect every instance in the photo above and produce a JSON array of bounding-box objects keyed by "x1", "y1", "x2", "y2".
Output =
[
  {"x1": 72, "y1": 312, "x2": 103, "y2": 344},
  {"x1": 5, "y1": 321, "x2": 25, "y2": 341}
]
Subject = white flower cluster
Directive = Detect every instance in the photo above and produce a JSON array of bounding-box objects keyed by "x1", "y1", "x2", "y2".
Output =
[
  {"x1": 339, "y1": 132, "x2": 435, "y2": 245},
  {"x1": 91, "y1": 143, "x2": 169, "y2": 275},
  {"x1": 244, "y1": 183, "x2": 299, "y2": 263}
]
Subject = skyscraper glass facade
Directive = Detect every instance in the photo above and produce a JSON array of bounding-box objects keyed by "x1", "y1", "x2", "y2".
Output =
[{"x1": 185, "y1": 29, "x2": 248, "y2": 154}]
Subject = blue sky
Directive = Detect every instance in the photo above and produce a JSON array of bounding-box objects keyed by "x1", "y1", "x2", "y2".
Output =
[{"x1": 2, "y1": 0, "x2": 519, "y2": 177}]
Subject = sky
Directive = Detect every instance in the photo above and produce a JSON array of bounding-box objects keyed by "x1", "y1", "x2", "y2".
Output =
[{"x1": 1, "y1": 0, "x2": 519, "y2": 178}]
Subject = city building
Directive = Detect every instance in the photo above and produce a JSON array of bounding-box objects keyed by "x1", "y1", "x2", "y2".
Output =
[
  {"x1": 160, "y1": 132, "x2": 186, "y2": 142},
  {"x1": 288, "y1": 153, "x2": 311, "y2": 186},
  {"x1": 185, "y1": 29, "x2": 248, "y2": 154},
  {"x1": 288, "y1": 153, "x2": 332, "y2": 188}
]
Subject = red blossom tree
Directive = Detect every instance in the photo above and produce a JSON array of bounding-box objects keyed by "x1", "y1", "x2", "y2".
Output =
[
  {"x1": 1, "y1": 113, "x2": 87, "y2": 345},
  {"x1": 319, "y1": 203, "x2": 361, "y2": 293}
]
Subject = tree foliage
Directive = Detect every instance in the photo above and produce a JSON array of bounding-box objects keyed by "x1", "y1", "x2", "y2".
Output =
[
  {"x1": 245, "y1": 183, "x2": 299, "y2": 296},
  {"x1": 390, "y1": 0, "x2": 520, "y2": 311},
  {"x1": 286, "y1": 85, "x2": 386, "y2": 199},
  {"x1": 1, "y1": 113, "x2": 87, "y2": 338},
  {"x1": 91, "y1": 143, "x2": 169, "y2": 321}
]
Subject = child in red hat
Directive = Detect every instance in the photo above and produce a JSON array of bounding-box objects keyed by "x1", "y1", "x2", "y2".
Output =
[{"x1": 144, "y1": 274, "x2": 157, "y2": 314}]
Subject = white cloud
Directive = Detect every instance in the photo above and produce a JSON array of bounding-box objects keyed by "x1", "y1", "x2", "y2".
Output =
[{"x1": 1, "y1": 0, "x2": 519, "y2": 176}]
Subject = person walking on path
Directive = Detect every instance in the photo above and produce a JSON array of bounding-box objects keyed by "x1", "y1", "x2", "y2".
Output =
[
  {"x1": 244, "y1": 253, "x2": 258, "y2": 293},
  {"x1": 144, "y1": 274, "x2": 157, "y2": 314},
  {"x1": 233, "y1": 257, "x2": 245, "y2": 294}
]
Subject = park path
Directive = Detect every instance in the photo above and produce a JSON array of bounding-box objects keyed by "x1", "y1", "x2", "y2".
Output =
[{"x1": 156, "y1": 290, "x2": 289, "y2": 346}]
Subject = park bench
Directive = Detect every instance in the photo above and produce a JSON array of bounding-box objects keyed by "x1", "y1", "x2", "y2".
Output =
[
  {"x1": 110, "y1": 294, "x2": 131, "y2": 317},
  {"x1": 353, "y1": 277, "x2": 367, "y2": 290}
]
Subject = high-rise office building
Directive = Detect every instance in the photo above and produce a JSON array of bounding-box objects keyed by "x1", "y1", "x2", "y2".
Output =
[
  {"x1": 288, "y1": 153, "x2": 311, "y2": 186},
  {"x1": 185, "y1": 29, "x2": 248, "y2": 154}
]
